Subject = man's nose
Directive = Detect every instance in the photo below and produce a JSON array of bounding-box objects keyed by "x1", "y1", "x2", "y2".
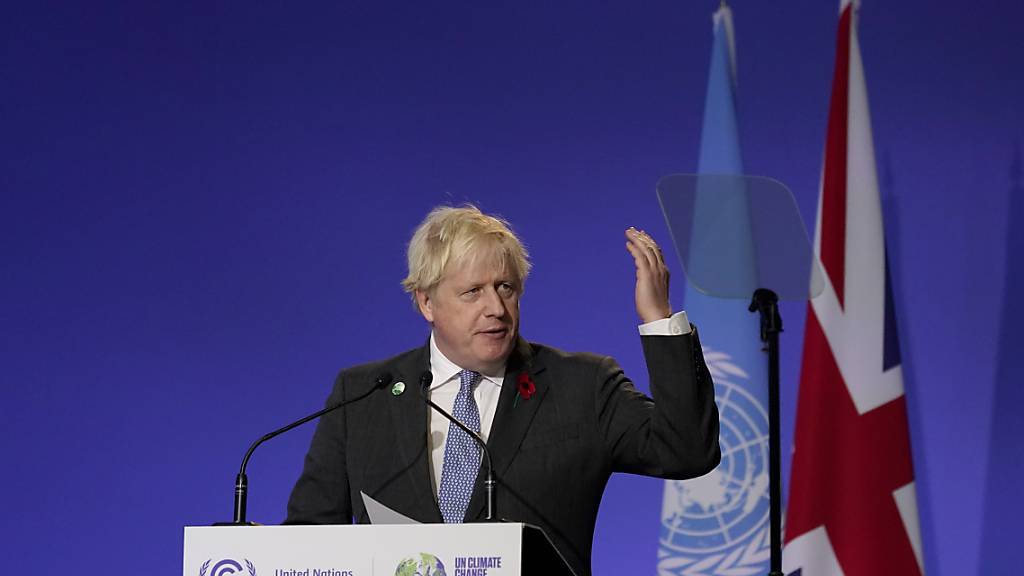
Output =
[{"x1": 481, "y1": 287, "x2": 506, "y2": 317}]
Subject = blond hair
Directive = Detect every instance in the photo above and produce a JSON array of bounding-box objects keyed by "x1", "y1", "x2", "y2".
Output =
[{"x1": 402, "y1": 205, "x2": 531, "y2": 299}]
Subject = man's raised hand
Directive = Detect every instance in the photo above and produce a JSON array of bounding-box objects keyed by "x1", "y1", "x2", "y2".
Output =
[{"x1": 625, "y1": 227, "x2": 672, "y2": 324}]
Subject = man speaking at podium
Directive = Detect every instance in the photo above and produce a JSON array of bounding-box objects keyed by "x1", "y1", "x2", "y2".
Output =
[{"x1": 286, "y1": 205, "x2": 720, "y2": 576}]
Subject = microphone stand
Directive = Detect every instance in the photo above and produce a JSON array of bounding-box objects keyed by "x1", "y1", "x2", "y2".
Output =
[
  {"x1": 418, "y1": 372, "x2": 498, "y2": 522},
  {"x1": 218, "y1": 373, "x2": 392, "y2": 526}
]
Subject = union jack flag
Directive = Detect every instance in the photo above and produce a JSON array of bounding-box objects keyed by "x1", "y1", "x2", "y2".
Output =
[{"x1": 783, "y1": 1, "x2": 924, "y2": 574}]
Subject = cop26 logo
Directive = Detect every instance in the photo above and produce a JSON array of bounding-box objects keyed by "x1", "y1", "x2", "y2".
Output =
[
  {"x1": 198, "y1": 558, "x2": 257, "y2": 576},
  {"x1": 395, "y1": 552, "x2": 447, "y2": 576}
]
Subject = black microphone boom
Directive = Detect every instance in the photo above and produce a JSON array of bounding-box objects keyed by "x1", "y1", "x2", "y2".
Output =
[
  {"x1": 417, "y1": 371, "x2": 498, "y2": 522},
  {"x1": 223, "y1": 372, "x2": 393, "y2": 525}
]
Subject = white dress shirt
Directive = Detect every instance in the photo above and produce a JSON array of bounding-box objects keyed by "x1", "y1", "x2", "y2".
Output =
[{"x1": 426, "y1": 310, "x2": 690, "y2": 497}]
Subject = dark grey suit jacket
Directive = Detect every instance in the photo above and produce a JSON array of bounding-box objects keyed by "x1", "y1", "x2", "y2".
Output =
[{"x1": 285, "y1": 329, "x2": 720, "y2": 576}]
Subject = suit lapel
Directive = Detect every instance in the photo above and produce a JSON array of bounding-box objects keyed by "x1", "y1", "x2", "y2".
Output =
[
  {"x1": 465, "y1": 337, "x2": 548, "y2": 521},
  {"x1": 384, "y1": 342, "x2": 444, "y2": 523}
]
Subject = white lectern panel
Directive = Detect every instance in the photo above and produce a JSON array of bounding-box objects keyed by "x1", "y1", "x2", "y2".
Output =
[{"x1": 184, "y1": 524, "x2": 524, "y2": 576}]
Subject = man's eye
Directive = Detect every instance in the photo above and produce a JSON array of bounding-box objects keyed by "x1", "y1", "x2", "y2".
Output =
[{"x1": 498, "y1": 283, "x2": 515, "y2": 296}]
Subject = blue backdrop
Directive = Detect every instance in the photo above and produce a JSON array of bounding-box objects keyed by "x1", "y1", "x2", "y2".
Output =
[{"x1": 1, "y1": 2, "x2": 1020, "y2": 574}]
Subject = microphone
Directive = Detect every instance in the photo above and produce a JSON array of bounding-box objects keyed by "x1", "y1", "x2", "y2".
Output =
[
  {"x1": 222, "y1": 372, "x2": 393, "y2": 525},
  {"x1": 417, "y1": 371, "x2": 498, "y2": 522}
]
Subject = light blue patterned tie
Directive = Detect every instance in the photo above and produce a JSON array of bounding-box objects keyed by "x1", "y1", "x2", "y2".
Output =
[{"x1": 437, "y1": 369, "x2": 482, "y2": 523}]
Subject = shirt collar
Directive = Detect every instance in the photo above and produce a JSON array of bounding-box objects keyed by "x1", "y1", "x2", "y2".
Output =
[{"x1": 428, "y1": 332, "x2": 505, "y2": 390}]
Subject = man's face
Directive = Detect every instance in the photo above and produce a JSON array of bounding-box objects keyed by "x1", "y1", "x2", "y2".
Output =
[{"x1": 416, "y1": 252, "x2": 520, "y2": 375}]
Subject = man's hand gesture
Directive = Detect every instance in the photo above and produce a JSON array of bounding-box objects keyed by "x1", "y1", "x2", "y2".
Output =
[{"x1": 625, "y1": 227, "x2": 672, "y2": 324}]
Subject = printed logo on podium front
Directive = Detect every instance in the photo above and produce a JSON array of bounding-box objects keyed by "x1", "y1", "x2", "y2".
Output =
[
  {"x1": 198, "y1": 558, "x2": 257, "y2": 576},
  {"x1": 395, "y1": 553, "x2": 447, "y2": 576},
  {"x1": 394, "y1": 552, "x2": 505, "y2": 576},
  {"x1": 658, "y1": 346, "x2": 771, "y2": 576}
]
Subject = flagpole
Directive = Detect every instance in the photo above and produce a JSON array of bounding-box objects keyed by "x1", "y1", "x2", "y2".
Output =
[{"x1": 749, "y1": 288, "x2": 784, "y2": 576}]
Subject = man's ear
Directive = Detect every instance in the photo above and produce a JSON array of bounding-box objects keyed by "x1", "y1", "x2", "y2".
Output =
[{"x1": 415, "y1": 290, "x2": 434, "y2": 323}]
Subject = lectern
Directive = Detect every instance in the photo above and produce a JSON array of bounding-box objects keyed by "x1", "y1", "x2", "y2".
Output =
[{"x1": 183, "y1": 523, "x2": 576, "y2": 576}]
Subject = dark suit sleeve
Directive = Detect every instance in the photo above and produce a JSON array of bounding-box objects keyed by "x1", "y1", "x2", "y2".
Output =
[
  {"x1": 283, "y1": 372, "x2": 353, "y2": 524},
  {"x1": 596, "y1": 325, "x2": 720, "y2": 479}
]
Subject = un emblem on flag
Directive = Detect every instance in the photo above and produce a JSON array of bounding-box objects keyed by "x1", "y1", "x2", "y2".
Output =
[{"x1": 658, "y1": 347, "x2": 771, "y2": 576}]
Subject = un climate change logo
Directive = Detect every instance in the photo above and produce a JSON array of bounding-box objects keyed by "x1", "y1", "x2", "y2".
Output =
[
  {"x1": 658, "y1": 346, "x2": 771, "y2": 576},
  {"x1": 395, "y1": 552, "x2": 447, "y2": 576},
  {"x1": 198, "y1": 559, "x2": 256, "y2": 576}
]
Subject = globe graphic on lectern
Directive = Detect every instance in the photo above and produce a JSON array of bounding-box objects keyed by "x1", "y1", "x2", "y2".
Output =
[{"x1": 395, "y1": 553, "x2": 447, "y2": 576}]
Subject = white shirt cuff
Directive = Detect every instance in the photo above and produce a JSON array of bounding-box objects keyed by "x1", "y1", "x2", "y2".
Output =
[{"x1": 638, "y1": 311, "x2": 691, "y2": 336}]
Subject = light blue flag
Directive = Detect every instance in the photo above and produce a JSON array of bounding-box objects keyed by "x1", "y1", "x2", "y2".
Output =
[{"x1": 657, "y1": 5, "x2": 772, "y2": 575}]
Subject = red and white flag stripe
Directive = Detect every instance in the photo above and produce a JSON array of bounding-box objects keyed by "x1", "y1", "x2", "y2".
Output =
[{"x1": 783, "y1": 1, "x2": 924, "y2": 575}]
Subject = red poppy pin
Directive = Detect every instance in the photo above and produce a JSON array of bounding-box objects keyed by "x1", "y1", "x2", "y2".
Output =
[{"x1": 515, "y1": 372, "x2": 536, "y2": 406}]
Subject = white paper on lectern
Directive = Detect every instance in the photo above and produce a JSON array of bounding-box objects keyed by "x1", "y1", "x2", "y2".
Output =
[{"x1": 361, "y1": 491, "x2": 420, "y2": 524}]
